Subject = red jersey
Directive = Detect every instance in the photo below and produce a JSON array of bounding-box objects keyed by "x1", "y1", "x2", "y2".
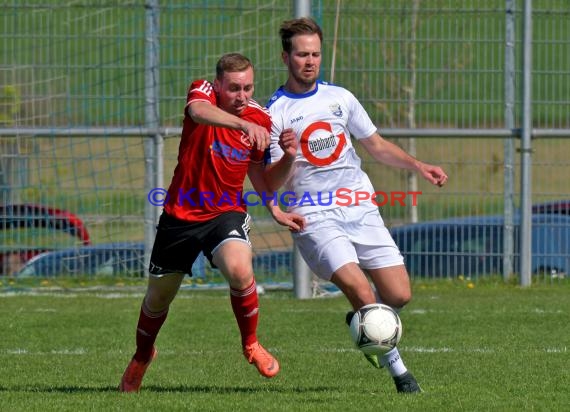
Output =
[{"x1": 164, "y1": 79, "x2": 270, "y2": 222}]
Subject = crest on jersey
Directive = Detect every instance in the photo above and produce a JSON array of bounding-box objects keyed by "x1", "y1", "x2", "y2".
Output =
[{"x1": 329, "y1": 103, "x2": 343, "y2": 117}]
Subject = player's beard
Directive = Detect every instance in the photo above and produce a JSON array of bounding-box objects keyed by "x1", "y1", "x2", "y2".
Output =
[{"x1": 291, "y1": 70, "x2": 318, "y2": 91}]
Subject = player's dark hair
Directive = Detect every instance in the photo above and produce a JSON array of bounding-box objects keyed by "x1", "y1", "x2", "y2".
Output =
[
  {"x1": 279, "y1": 17, "x2": 323, "y2": 54},
  {"x1": 215, "y1": 53, "x2": 253, "y2": 80}
]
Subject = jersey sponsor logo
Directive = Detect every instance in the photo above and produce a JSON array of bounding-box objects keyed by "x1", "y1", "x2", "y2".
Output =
[
  {"x1": 228, "y1": 229, "x2": 241, "y2": 236},
  {"x1": 211, "y1": 139, "x2": 251, "y2": 163},
  {"x1": 308, "y1": 134, "x2": 336, "y2": 152},
  {"x1": 300, "y1": 121, "x2": 346, "y2": 166}
]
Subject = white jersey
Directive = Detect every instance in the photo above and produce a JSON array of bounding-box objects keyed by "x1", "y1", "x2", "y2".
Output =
[{"x1": 266, "y1": 81, "x2": 379, "y2": 214}]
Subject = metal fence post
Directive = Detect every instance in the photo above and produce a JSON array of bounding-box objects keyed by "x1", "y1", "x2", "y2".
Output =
[
  {"x1": 503, "y1": 0, "x2": 516, "y2": 281},
  {"x1": 144, "y1": 0, "x2": 160, "y2": 275},
  {"x1": 519, "y1": 0, "x2": 533, "y2": 286},
  {"x1": 292, "y1": 0, "x2": 313, "y2": 299}
]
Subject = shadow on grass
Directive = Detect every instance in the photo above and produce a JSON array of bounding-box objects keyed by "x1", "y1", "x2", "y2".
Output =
[{"x1": 0, "y1": 384, "x2": 339, "y2": 394}]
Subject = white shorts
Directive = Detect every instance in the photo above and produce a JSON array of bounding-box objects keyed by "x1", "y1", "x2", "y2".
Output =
[{"x1": 292, "y1": 206, "x2": 404, "y2": 280}]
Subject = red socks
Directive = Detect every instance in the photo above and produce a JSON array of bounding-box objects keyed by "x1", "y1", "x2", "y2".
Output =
[
  {"x1": 132, "y1": 280, "x2": 258, "y2": 359},
  {"x1": 133, "y1": 300, "x2": 168, "y2": 362},
  {"x1": 230, "y1": 279, "x2": 259, "y2": 348}
]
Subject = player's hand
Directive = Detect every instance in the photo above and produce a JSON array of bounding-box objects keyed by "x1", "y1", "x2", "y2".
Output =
[
  {"x1": 278, "y1": 128, "x2": 298, "y2": 158},
  {"x1": 419, "y1": 163, "x2": 448, "y2": 187},
  {"x1": 243, "y1": 122, "x2": 270, "y2": 152},
  {"x1": 271, "y1": 208, "x2": 306, "y2": 232}
]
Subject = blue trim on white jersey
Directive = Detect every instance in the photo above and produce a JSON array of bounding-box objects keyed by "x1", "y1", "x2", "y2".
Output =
[
  {"x1": 266, "y1": 80, "x2": 339, "y2": 108},
  {"x1": 266, "y1": 87, "x2": 285, "y2": 109}
]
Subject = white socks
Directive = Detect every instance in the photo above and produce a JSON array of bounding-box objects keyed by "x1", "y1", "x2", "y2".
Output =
[
  {"x1": 380, "y1": 347, "x2": 408, "y2": 377},
  {"x1": 371, "y1": 296, "x2": 408, "y2": 377}
]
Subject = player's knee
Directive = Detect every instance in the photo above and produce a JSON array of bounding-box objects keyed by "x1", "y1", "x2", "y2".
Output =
[
  {"x1": 348, "y1": 288, "x2": 378, "y2": 310},
  {"x1": 145, "y1": 291, "x2": 175, "y2": 312},
  {"x1": 387, "y1": 291, "x2": 412, "y2": 309},
  {"x1": 224, "y1": 263, "x2": 254, "y2": 289}
]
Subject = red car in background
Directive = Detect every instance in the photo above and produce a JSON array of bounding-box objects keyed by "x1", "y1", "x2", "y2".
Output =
[
  {"x1": 0, "y1": 204, "x2": 91, "y2": 276},
  {"x1": 531, "y1": 200, "x2": 570, "y2": 215}
]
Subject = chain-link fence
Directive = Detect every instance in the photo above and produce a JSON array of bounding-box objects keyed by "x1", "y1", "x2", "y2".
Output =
[{"x1": 1, "y1": 1, "x2": 568, "y2": 286}]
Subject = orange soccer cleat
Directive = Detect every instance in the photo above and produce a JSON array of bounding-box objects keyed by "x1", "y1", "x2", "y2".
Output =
[
  {"x1": 243, "y1": 341, "x2": 280, "y2": 378},
  {"x1": 119, "y1": 347, "x2": 158, "y2": 393}
]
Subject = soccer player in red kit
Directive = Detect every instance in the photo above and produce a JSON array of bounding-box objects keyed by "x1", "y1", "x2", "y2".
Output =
[{"x1": 119, "y1": 53, "x2": 304, "y2": 392}]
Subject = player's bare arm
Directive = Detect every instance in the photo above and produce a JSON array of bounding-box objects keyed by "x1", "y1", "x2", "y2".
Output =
[
  {"x1": 359, "y1": 133, "x2": 448, "y2": 187},
  {"x1": 188, "y1": 101, "x2": 269, "y2": 151},
  {"x1": 267, "y1": 203, "x2": 306, "y2": 232},
  {"x1": 248, "y1": 162, "x2": 305, "y2": 232},
  {"x1": 264, "y1": 128, "x2": 297, "y2": 191}
]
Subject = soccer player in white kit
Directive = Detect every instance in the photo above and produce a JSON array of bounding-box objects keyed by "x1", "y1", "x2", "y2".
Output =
[{"x1": 265, "y1": 17, "x2": 448, "y2": 393}]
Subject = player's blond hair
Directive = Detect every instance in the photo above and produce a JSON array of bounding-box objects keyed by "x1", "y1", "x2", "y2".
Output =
[{"x1": 215, "y1": 53, "x2": 254, "y2": 80}]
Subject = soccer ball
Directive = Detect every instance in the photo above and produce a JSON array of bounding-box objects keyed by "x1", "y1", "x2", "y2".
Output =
[{"x1": 349, "y1": 303, "x2": 402, "y2": 355}]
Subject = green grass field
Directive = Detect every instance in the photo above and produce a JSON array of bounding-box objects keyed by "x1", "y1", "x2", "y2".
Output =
[{"x1": 1, "y1": 279, "x2": 568, "y2": 411}]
